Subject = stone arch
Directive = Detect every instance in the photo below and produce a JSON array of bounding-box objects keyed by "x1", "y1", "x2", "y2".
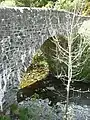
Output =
[
  {"x1": 0, "y1": 7, "x2": 89, "y2": 111},
  {"x1": 0, "y1": 7, "x2": 62, "y2": 110}
]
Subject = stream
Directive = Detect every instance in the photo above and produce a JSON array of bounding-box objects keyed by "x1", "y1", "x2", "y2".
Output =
[{"x1": 17, "y1": 74, "x2": 90, "y2": 120}]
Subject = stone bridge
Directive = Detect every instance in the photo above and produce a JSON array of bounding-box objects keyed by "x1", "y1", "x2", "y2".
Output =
[{"x1": 0, "y1": 7, "x2": 90, "y2": 111}]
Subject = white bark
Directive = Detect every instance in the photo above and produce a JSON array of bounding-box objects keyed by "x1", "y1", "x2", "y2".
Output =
[{"x1": 49, "y1": 1, "x2": 89, "y2": 119}]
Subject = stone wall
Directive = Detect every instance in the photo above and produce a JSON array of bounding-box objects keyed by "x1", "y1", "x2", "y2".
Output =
[{"x1": 0, "y1": 7, "x2": 90, "y2": 111}]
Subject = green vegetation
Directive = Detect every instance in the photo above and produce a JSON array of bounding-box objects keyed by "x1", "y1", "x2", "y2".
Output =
[
  {"x1": 20, "y1": 50, "x2": 49, "y2": 88},
  {"x1": 77, "y1": 20, "x2": 90, "y2": 82},
  {"x1": 0, "y1": 0, "x2": 90, "y2": 119},
  {"x1": 15, "y1": 0, "x2": 54, "y2": 7},
  {"x1": 0, "y1": 0, "x2": 55, "y2": 7},
  {"x1": 0, "y1": 99, "x2": 88, "y2": 120},
  {"x1": 0, "y1": 99, "x2": 58, "y2": 120},
  {"x1": 41, "y1": 36, "x2": 67, "y2": 76},
  {"x1": 82, "y1": 1, "x2": 90, "y2": 15},
  {"x1": 0, "y1": 0, "x2": 90, "y2": 15},
  {"x1": 0, "y1": 0, "x2": 88, "y2": 86},
  {"x1": 0, "y1": 116, "x2": 10, "y2": 120},
  {"x1": 54, "y1": 0, "x2": 84, "y2": 12}
]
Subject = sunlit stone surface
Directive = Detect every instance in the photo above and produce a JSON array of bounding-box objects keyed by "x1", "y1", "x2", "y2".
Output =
[{"x1": 0, "y1": 7, "x2": 90, "y2": 111}]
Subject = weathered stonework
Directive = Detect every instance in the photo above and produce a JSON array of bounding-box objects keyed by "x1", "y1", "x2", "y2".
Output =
[{"x1": 0, "y1": 7, "x2": 90, "y2": 111}]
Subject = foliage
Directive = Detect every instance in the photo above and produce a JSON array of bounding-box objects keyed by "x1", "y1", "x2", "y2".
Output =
[
  {"x1": 42, "y1": 33, "x2": 90, "y2": 83},
  {"x1": 0, "y1": 0, "x2": 55, "y2": 7},
  {"x1": 15, "y1": 0, "x2": 54, "y2": 7},
  {"x1": 31, "y1": 50, "x2": 48, "y2": 68},
  {"x1": 48, "y1": 2, "x2": 90, "y2": 118},
  {"x1": 18, "y1": 99, "x2": 58, "y2": 120},
  {"x1": 20, "y1": 50, "x2": 49, "y2": 88},
  {"x1": 0, "y1": 0, "x2": 88, "y2": 16},
  {"x1": 54, "y1": 0, "x2": 85, "y2": 12},
  {"x1": 10, "y1": 103, "x2": 19, "y2": 115},
  {"x1": 45, "y1": 1, "x2": 54, "y2": 8},
  {"x1": 86, "y1": 0, "x2": 90, "y2": 2},
  {"x1": 0, "y1": 0, "x2": 4, "y2": 3},
  {"x1": 31, "y1": 93, "x2": 39, "y2": 100},
  {"x1": 77, "y1": 20, "x2": 90, "y2": 82},
  {"x1": 0, "y1": 0, "x2": 89, "y2": 16},
  {"x1": 0, "y1": 98, "x2": 90, "y2": 120},
  {"x1": 0, "y1": 115, "x2": 10, "y2": 120},
  {"x1": 0, "y1": 99, "x2": 58, "y2": 120},
  {"x1": 0, "y1": 0, "x2": 16, "y2": 7},
  {"x1": 82, "y1": 2, "x2": 90, "y2": 15},
  {"x1": 41, "y1": 36, "x2": 67, "y2": 76}
]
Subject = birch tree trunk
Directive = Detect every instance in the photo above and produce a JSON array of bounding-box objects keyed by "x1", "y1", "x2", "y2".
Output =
[
  {"x1": 48, "y1": 1, "x2": 90, "y2": 120},
  {"x1": 65, "y1": 38, "x2": 72, "y2": 118}
]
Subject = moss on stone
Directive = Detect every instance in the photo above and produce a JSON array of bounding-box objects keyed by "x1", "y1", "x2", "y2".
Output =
[{"x1": 20, "y1": 50, "x2": 49, "y2": 89}]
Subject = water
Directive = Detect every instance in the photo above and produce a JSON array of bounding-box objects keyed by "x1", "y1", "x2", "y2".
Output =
[{"x1": 17, "y1": 74, "x2": 90, "y2": 119}]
